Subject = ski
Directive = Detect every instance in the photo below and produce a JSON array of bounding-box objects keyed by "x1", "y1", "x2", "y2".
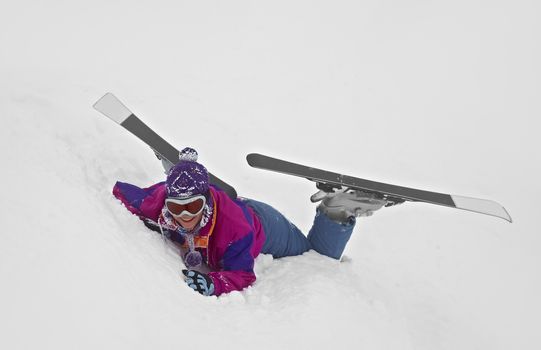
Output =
[
  {"x1": 93, "y1": 93, "x2": 238, "y2": 199},
  {"x1": 246, "y1": 153, "x2": 512, "y2": 222}
]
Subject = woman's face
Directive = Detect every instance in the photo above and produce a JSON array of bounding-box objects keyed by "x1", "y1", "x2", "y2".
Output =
[{"x1": 174, "y1": 211, "x2": 204, "y2": 231}]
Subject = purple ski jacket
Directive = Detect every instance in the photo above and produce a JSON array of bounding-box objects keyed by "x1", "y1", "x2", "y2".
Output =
[{"x1": 113, "y1": 181, "x2": 266, "y2": 296}]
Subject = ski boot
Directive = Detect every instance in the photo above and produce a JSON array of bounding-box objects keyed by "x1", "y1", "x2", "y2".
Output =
[{"x1": 311, "y1": 188, "x2": 388, "y2": 224}]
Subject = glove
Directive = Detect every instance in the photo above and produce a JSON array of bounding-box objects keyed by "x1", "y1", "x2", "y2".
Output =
[{"x1": 182, "y1": 269, "x2": 215, "y2": 296}]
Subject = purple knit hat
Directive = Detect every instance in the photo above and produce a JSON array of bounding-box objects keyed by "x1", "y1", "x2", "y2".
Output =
[{"x1": 166, "y1": 147, "x2": 209, "y2": 198}]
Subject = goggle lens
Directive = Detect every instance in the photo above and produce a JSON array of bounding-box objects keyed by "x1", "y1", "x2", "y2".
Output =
[{"x1": 166, "y1": 197, "x2": 205, "y2": 216}]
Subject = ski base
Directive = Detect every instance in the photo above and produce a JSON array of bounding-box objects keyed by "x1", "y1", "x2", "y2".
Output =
[
  {"x1": 247, "y1": 153, "x2": 512, "y2": 222},
  {"x1": 94, "y1": 93, "x2": 238, "y2": 199}
]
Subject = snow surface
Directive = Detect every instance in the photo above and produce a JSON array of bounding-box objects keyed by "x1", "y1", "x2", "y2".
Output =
[{"x1": 1, "y1": 1, "x2": 540, "y2": 349}]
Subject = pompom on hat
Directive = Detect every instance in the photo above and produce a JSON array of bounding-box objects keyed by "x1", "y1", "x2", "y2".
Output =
[{"x1": 166, "y1": 147, "x2": 210, "y2": 198}]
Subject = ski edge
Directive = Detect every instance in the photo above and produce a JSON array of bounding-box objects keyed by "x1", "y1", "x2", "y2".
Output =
[{"x1": 246, "y1": 153, "x2": 454, "y2": 205}]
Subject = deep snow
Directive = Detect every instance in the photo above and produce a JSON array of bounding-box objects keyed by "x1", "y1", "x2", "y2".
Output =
[{"x1": 1, "y1": 1, "x2": 540, "y2": 349}]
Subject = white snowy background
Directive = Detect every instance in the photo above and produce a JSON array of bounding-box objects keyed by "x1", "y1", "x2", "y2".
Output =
[{"x1": 1, "y1": 1, "x2": 539, "y2": 349}]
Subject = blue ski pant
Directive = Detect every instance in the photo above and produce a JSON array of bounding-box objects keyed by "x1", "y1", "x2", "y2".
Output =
[{"x1": 244, "y1": 199, "x2": 355, "y2": 260}]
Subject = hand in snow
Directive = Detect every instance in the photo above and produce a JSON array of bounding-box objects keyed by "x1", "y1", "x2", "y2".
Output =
[{"x1": 182, "y1": 270, "x2": 215, "y2": 296}]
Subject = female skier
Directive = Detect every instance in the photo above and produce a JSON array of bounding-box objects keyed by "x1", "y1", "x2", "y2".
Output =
[{"x1": 113, "y1": 148, "x2": 386, "y2": 296}]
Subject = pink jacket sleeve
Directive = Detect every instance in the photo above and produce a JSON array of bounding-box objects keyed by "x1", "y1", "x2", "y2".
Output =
[
  {"x1": 207, "y1": 271, "x2": 256, "y2": 296},
  {"x1": 207, "y1": 232, "x2": 257, "y2": 295}
]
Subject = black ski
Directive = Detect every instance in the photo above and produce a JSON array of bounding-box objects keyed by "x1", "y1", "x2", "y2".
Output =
[
  {"x1": 93, "y1": 93, "x2": 237, "y2": 199},
  {"x1": 247, "y1": 153, "x2": 511, "y2": 222}
]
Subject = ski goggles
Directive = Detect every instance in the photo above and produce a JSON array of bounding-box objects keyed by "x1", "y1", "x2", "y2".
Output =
[{"x1": 165, "y1": 195, "x2": 206, "y2": 217}]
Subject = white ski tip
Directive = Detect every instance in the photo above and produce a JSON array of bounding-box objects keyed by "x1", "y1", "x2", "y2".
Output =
[
  {"x1": 93, "y1": 93, "x2": 133, "y2": 124},
  {"x1": 451, "y1": 195, "x2": 512, "y2": 222}
]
